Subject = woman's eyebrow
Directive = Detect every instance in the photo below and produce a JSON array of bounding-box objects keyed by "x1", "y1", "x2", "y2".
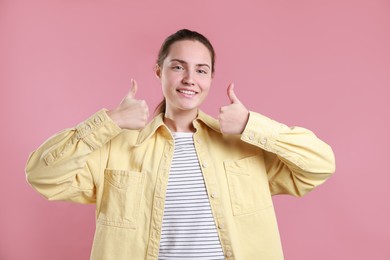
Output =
[{"x1": 169, "y1": 59, "x2": 211, "y2": 69}]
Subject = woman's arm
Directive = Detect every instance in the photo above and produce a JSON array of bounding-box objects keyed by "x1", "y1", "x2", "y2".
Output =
[
  {"x1": 25, "y1": 109, "x2": 122, "y2": 203},
  {"x1": 26, "y1": 80, "x2": 149, "y2": 203},
  {"x1": 241, "y1": 111, "x2": 336, "y2": 197}
]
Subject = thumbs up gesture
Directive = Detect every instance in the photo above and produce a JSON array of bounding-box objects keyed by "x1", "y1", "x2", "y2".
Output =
[
  {"x1": 218, "y1": 83, "x2": 249, "y2": 135},
  {"x1": 107, "y1": 79, "x2": 149, "y2": 130}
]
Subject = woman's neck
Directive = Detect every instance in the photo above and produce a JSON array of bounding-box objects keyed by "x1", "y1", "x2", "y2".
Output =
[{"x1": 163, "y1": 108, "x2": 198, "y2": 133}]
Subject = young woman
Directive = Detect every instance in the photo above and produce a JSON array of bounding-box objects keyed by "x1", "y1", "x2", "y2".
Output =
[{"x1": 26, "y1": 29, "x2": 335, "y2": 260}]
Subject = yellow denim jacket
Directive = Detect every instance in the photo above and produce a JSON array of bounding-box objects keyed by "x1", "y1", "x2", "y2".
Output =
[{"x1": 26, "y1": 109, "x2": 335, "y2": 260}]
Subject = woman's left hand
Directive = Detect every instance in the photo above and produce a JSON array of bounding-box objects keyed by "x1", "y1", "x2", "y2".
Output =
[{"x1": 218, "y1": 83, "x2": 250, "y2": 135}]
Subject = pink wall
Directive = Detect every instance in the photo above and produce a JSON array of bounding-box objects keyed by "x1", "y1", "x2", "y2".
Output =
[{"x1": 1, "y1": 0, "x2": 389, "y2": 259}]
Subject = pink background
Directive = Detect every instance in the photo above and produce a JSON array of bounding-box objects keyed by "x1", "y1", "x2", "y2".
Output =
[{"x1": 1, "y1": 0, "x2": 389, "y2": 259}]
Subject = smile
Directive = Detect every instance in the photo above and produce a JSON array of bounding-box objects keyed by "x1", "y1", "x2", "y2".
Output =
[{"x1": 177, "y1": 89, "x2": 197, "y2": 95}]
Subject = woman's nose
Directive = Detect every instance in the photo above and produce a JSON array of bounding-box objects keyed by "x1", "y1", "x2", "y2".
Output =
[{"x1": 182, "y1": 71, "x2": 195, "y2": 86}]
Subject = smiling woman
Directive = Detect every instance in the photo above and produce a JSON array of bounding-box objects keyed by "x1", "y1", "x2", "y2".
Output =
[
  {"x1": 25, "y1": 28, "x2": 336, "y2": 260},
  {"x1": 154, "y1": 29, "x2": 216, "y2": 119},
  {"x1": 156, "y1": 40, "x2": 214, "y2": 132}
]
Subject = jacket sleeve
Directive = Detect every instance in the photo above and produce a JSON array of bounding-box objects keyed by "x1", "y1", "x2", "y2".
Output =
[
  {"x1": 241, "y1": 111, "x2": 336, "y2": 197},
  {"x1": 25, "y1": 109, "x2": 122, "y2": 203}
]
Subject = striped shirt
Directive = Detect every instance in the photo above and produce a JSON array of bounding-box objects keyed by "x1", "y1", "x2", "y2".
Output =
[{"x1": 158, "y1": 132, "x2": 225, "y2": 260}]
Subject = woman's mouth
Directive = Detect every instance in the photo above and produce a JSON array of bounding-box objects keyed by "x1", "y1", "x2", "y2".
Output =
[{"x1": 177, "y1": 89, "x2": 197, "y2": 96}]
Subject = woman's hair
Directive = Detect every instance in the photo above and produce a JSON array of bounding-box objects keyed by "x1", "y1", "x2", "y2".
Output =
[{"x1": 154, "y1": 29, "x2": 216, "y2": 115}]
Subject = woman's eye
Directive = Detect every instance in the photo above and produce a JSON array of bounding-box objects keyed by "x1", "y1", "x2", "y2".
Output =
[
  {"x1": 172, "y1": 66, "x2": 184, "y2": 71},
  {"x1": 197, "y1": 69, "x2": 208, "y2": 74}
]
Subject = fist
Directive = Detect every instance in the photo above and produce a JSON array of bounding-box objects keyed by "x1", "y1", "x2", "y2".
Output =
[
  {"x1": 107, "y1": 79, "x2": 149, "y2": 130},
  {"x1": 218, "y1": 83, "x2": 249, "y2": 135}
]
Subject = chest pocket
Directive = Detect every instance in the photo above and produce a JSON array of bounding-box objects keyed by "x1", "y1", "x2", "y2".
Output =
[
  {"x1": 224, "y1": 154, "x2": 272, "y2": 216},
  {"x1": 97, "y1": 169, "x2": 145, "y2": 229}
]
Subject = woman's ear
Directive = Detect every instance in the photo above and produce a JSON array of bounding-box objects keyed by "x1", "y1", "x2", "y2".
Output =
[{"x1": 155, "y1": 64, "x2": 161, "y2": 79}]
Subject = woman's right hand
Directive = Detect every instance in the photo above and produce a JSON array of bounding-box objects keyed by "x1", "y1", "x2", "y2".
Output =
[{"x1": 107, "y1": 79, "x2": 149, "y2": 130}]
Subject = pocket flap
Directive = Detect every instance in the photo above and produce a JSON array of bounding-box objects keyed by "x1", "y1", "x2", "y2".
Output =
[{"x1": 104, "y1": 169, "x2": 143, "y2": 189}]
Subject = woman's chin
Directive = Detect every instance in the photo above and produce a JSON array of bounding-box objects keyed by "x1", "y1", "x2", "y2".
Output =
[{"x1": 171, "y1": 105, "x2": 199, "y2": 114}]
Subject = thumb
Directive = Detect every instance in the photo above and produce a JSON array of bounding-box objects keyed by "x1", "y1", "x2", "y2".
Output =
[
  {"x1": 126, "y1": 78, "x2": 138, "y2": 99},
  {"x1": 227, "y1": 83, "x2": 239, "y2": 104}
]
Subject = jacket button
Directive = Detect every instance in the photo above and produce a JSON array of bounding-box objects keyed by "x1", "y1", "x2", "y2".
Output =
[
  {"x1": 226, "y1": 251, "x2": 233, "y2": 257},
  {"x1": 218, "y1": 223, "x2": 225, "y2": 229},
  {"x1": 94, "y1": 118, "x2": 101, "y2": 124},
  {"x1": 211, "y1": 192, "x2": 217, "y2": 198}
]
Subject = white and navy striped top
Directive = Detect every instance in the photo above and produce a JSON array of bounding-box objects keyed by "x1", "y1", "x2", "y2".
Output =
[{"x1": 158, "y1": 132, "x2": 225, "y2": 260}]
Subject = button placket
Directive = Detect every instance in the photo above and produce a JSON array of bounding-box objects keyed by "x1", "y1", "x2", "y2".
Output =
[{"x1": 194, "y1": 132, "x2": 231, "y2": 257}]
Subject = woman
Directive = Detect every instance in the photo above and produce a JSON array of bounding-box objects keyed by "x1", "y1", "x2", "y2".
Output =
[{"x1": 26, "y1": 29, "x2": 335, "y2": 260}]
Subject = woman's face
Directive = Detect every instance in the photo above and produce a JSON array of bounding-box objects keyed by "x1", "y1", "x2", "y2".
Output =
[{"x1": 156, "y1": 40, "x2": 213, "y2": 114}]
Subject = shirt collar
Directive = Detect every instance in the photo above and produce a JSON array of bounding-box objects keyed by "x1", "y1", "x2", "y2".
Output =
[{"x1": 136, "y1": 110, "x2": 221, "y2": 145}]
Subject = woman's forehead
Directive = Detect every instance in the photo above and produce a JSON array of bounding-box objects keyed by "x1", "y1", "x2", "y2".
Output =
[{"x1": 165, "y1": 40, "x2": 212, "y2": 66}]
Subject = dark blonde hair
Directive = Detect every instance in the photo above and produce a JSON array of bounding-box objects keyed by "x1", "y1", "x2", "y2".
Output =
[{"x1": 154, "y1": 29, "x2": 216, "y2": 115}]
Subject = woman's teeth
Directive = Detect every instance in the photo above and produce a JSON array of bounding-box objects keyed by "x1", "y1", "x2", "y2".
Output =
[{"x1": 178, "y1": 89, "x2": 196, "y2": 95}]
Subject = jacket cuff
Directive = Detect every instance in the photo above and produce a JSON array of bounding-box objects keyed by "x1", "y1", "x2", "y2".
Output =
[
  {"x1": 75, "y1": 109, "x2": 122, "y2": 150},
  {"x1": 240, "y1": 111, "x2": 285, "y2": 153}
]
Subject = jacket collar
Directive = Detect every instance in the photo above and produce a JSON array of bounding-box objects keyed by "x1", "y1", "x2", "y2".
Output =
[
  {"x1": 195, "y1": 110, "x2": 221, "y2": 133},
  {"x1": 136, "y1": 110, "x2": 221, "y2": 145}
]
